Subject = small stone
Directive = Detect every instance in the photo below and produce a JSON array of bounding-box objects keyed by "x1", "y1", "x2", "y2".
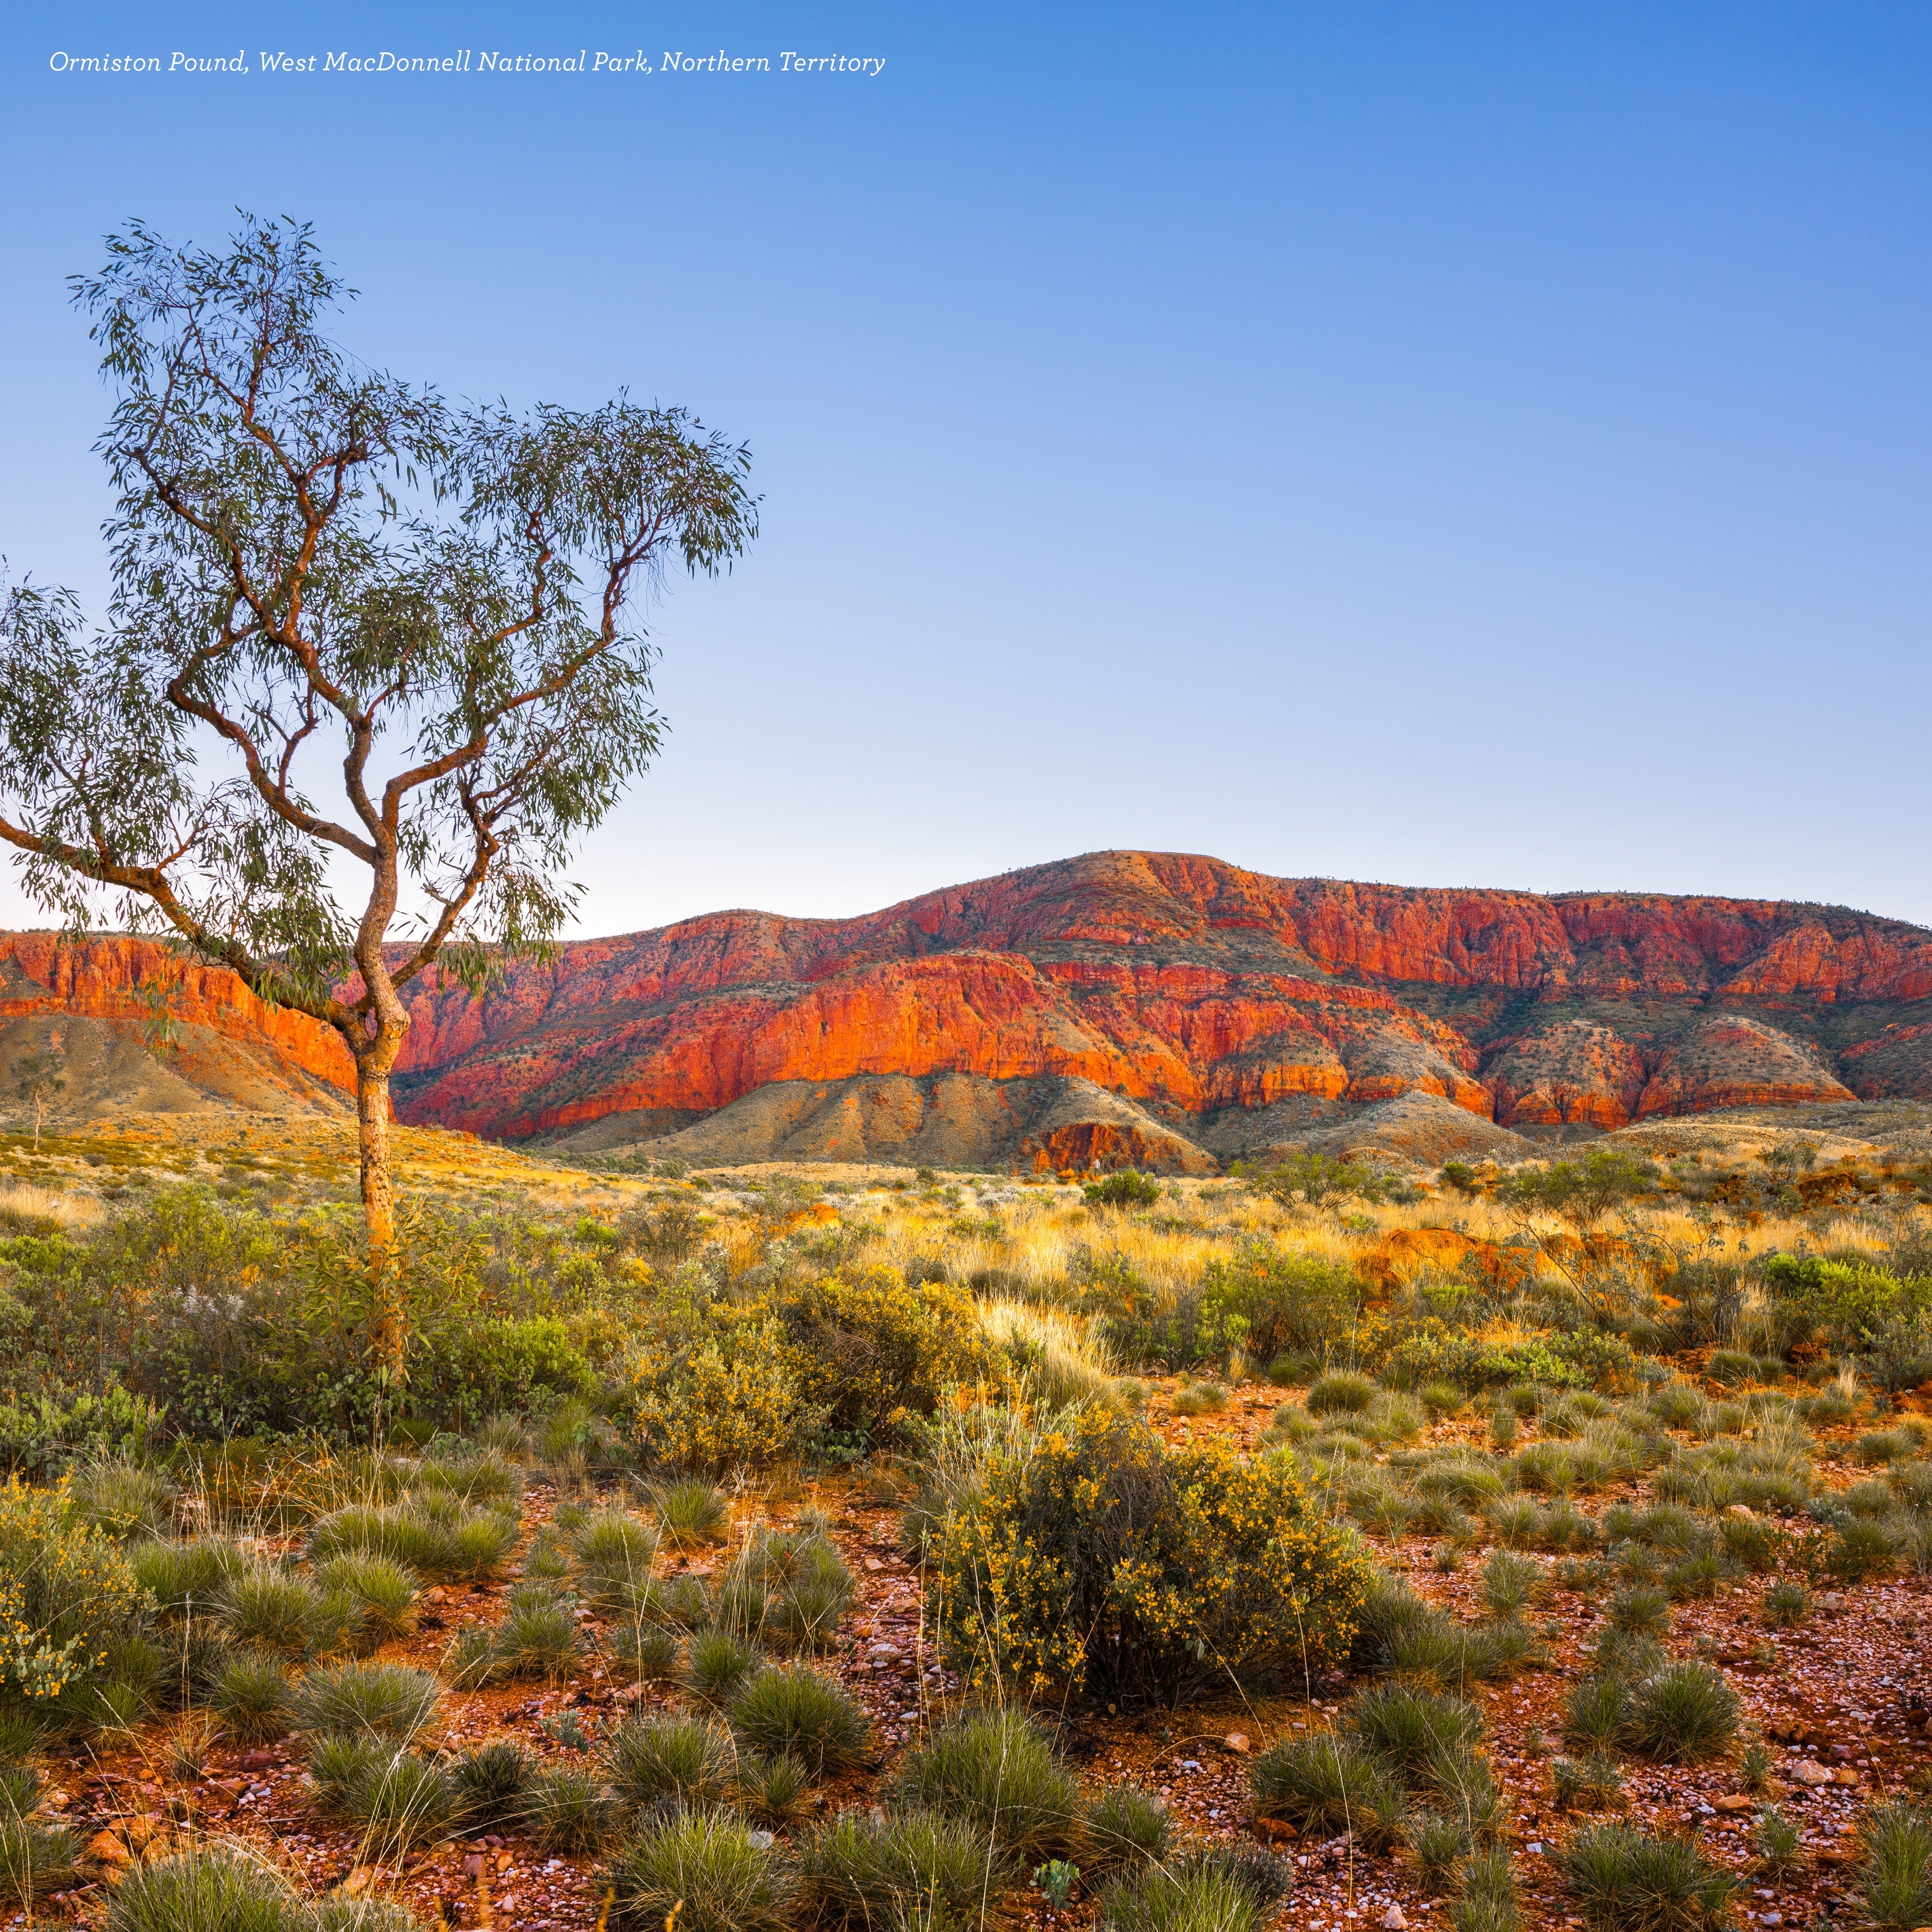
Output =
[
  {"x1": 89, "y1": 1831, "x2": 133, "y2": 1868},
  {"x1": 1762, "y1": 1916, "x2": 1782, "y2": 1928},
  {"x1": 1180, "y1": 1759, "x2": 1201, "y2": 1773},
  {"x1": 339, "y1": 1868, "x2": 374, "y2": 1898},
  {"x1": 1223, "y1": 1734, "x2": 1250, "y2": 1755},
  {"x1": 864, "y1": 1557, "x2": 884, "y2": 1572},
  {"x1": 1383, "y1": 1907, "x2": 1409, "y2": 1929},
  {"x1": 1793, "y1": 1760, "x2": 1833, "y2": 1787},
  {"x1": 1716, "y1": 1796, "x2": 1756, "y2": 1814}
]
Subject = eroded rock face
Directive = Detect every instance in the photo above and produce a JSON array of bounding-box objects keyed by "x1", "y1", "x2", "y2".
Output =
[
  {"x1": 4, "y1": 850, "x2": 1927, "y2": 1151},
  {"x1": 1634, "y1": 1014, "x2": 1856, "y2": 1117}
]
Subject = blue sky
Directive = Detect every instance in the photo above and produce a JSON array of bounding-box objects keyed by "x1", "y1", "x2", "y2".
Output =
[{"x1": 3, "y1": 3, "x2": 1929, "y2": 935}]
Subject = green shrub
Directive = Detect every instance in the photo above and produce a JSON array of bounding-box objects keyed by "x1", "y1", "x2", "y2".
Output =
[
  {"x1": 0, "y1": 1477, "x2": 147, "y2": 1709},
  {"x1": 729, "y1": 1666, "x2": 870, "y2": 1775},
  {"x1": 1564, "y1": 1676, "x2": 1629, "y2": 1756},
  {"x1": 1086, "y1": 1170, "x2": 1164, "y2": 1208},
  {"x1": 489, "y1": 1584, "x2": 580, "y2": 1682},
  {"x1": 737, "y1": 1752, "x2": 810, "y2": 1828},
  {"x1": 655, "y1": 1475, "x2": 730, "y2": 1546},
  {"x1": 615, "y1": 1623, "x2": 681, "y2": 1681},
  {"x1": 1308, "y1": 1371, "x2": 1376, "y2": 1416},
  {"x1": 893, "y1": 1707, "x2": 1080, "y2": 1862},
  {"x1": 684, "y1": 1629, "x2": 760, "y2": 1706},
  {"x1": 934, "y1": 1409, "x2": 1370, "y2": 1704},
  {"x1": 0, "y1": 1812, "x2": 80, "y2": 1914},
  {"x1": 1347, "y1": 1683, "x2": 1484, "y2": 1781},
  {"x1": 606, "y1": 1713, "x2": 735, "y2": 1812},
  {"x1": 1856, "y1": 1801, "x2": 1932, "y2": 1931},
  {"x1": 451, "y1": 1740, "x2": 534, "y2": 1833},
  {"x1": 798, "y1": 1808, "x2": 1010, "y2": 1932},
  {"x1": 294, "y1": 1661, "x2": 442, "y2": 1741},
  {"x1": 1453, "y1": 1846, "x2": 1520, "y2": 1932},
  {"x1": 1755, "y1": 1804, "x2": 1801, "y2": 1876},
  {"x1": 1082, "y1": 1783, "x2": 1170, "y2": 1874},
  {"x1": 129, "y1": 1537, "x2": 247, "y2": 1619},
  {"x1": 530, "y1": 1763, "x2": 617, "y2": 1855},
  {"x1": 338, "y1": 1747, "x2": 454, "y2": 1851},
  {"x1": 1828, "y1": 1518, "x2": 1897, "y2": 1583},
  {"x1": 308, "y1": 1732, "x2": 389, "y2": 1813},
  {"x1": 1480, "y1": 1551, "x2": 1542, "y2": 1620},
  {"x1": 1718, "y1": 1514, "x2": 1784, "y2": 1574},
  {"x1": 105, "y1": 1845, "x2": 301, "y2": 1932},
  {"x1": 1249, "y1": 1732, "x2": 1407, "y2": 1848},
  {"x1": 571, "y1": 1509, "x2": 660, "y2": 1603},
  {"x1": 1623, "y1": 1664, "x2": 1739, "y2": 1764},
  {"x1": 1552, "y1": 1756, "x2": 1623, "y2": 1811},
  {"x1": 312, "y1": 1552, "x2": 417, "y2": 1652},
  {"x1": 602, "y1": 1806, "x2": 793, "y2": 1932},
  {"x1": 305, "y1": 1499, "x2": 517, "y2": 1582},
  {"x1": 1096, "y1": 1853, "x2": 1272, "y2": 1932},
  {"x1": 1761, "y1": 1580, "x2": 1811, "y2": 1627},
  {"x1": 1557, "y1": 1822, "x2": 1735, "y2": 1932},
  {"x1": 1609, "y1": 1586, "x2": 1671, "y2": 1636},
  {"x1": 441, "y1": 1624, "x2": 498, "y2": 1689},
  {"x1": 70, "y1": 1461, "x2": 175, "y2": 1541},
  {"x1": 1170, "y1": 1382, "x2": 1227, "y2": 1418},
  {"x1": 713, "y1": 1525, "x2": 855, "y2": 1653},
  {"x1": 210, "y1": 1650, "x2": 294, "y2": 1743},
  {"x1": 219, "y1": 1567, "x2": 332, "y2": 1660}
]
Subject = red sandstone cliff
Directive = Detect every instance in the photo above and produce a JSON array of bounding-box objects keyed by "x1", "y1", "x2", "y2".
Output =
[{"x1": 6, "y1": 852, "x2": 1927, "y2": 1152}]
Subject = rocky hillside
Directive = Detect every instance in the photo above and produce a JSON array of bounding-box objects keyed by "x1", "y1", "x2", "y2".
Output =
[{"x1": 7, "y1": 851, "x2": 1932, "y2": 1167}]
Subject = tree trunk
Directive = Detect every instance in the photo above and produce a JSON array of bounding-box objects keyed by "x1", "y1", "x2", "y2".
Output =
[{"x1": 357, "y1": 1061, "x2": 406, "y2": 1386}]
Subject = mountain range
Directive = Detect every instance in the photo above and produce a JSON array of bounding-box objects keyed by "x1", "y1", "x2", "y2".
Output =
[{"x1": 7, "y1": 850, "x2": 1932, "y2": 1170}]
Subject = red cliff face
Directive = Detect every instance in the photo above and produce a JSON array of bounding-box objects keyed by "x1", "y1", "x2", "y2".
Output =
[
  {"x1": 8, "y1": 851, "x2": 1927, "y2": 1147},
  {"x1": 377, "y1": 852, "x2": 1930, "y2": 1143},
  {"x1": 1, "y1": 934, "x2": 357, "y2": 1093}
]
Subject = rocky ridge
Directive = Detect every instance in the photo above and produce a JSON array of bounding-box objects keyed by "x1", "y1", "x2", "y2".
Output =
[{"x1": 5, "y1": 851, "x2": 1931, "y2": 1168}]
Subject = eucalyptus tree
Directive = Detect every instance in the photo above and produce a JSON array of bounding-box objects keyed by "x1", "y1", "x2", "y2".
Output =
[{"x1": 0, "y1": 214, "x2": 757, "y2": 1382}]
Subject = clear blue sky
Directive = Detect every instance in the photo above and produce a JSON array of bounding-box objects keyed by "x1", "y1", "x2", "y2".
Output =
[{"x1": 3, "y1": 3, "x2": 1929, "y2": 935}]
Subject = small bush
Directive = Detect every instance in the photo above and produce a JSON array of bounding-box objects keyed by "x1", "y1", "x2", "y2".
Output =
[
  {"x1": 529, "y1": 1763, "x2": 617, "y2": 1855},
  {"x1": 490, "y1": 1584, "x2": 580, "y2": 1682},
  {"x1": 1856, "y1": 1801, "x2": 1932, "y2": 1931},
  {"x1": 1623, "y1": 1663, "x2": 1739, "y2": 1764},
  {"x1": 1609, "y1": 1586, "x2": 1670, "y2": 1636},
  {"x1": 1761, "y1": 1579, "x2": 1811, "y2": 1627},
  {"x1": 0, "y1": 1813, "x2": 80, "y2": 1914},
  {"x1": 210, "y1": 1650, "x2": 294, "y2": 1743},
  {"x1": 70, "y1": 1461, "x2": 175, "y2": 1542},
  {"x1": 893, "y1": 1707, "x2": 1080, "y2": 1862},
  {"x1": 105, "y1": 1846, "x2": 298, "y2": 1932},
  {"x1": 1454, "y1": 1846, "x2": 1520, "y2": 1932},
  {"x1": 1347, "y1": 1683, "x2": 1484, "y2": 1781},
  {"x1": 1097, "y1": 1857, "x2": 1265, "y2": 1932},
  {"x1": 1308, "y1": 1371, "x2": 1376, "y2": 1417},
  {"x1": 1755, "y1": 1804, "x2": 1802, "y2": 1876},
  {"x1": 1083, "y1": 1783, "x2": 1170, "y2": 1874},
  {"x1": 1480, "y1": 1551, "x2": 1542, "y2": 1620},
  {"x1": 738, "y1": 1752, "x2": 810, "y2": 1828},
  {"x1": 1249, "y1": 1732, "x2": 1407, "y2": 1849},
  {"x1": 129, "y1": 1538, "x2": 247, "y2": 1620},
  {"x1": 220, "y1": 1566, "x2": 334, "y2": 1661},
  {"x1": 340, "y1": 1747, "x2": 455, "y2": 1851},
  {"x1": 935, "y1": 1409, "x2": 1370, "y2": 1704},
  {"x1": 451, "y1": 1740, "x2": 534, "y2": 1833},
  {"x1": 312, "y1": 1552, "x2": 418, "y2": 1652},
  {"x1": 606, "y1": 1713, "x2": 735, "y2": 1813},
  {"x1": 730, "y1": 1666, "x2": 870, "y2": 1775},
  {"x1": 1564, "y1": 1675, "x2": 1629, "y2": 1755},
  {"x1": 1553, "y1": 1756, "x2": 1623, "y2": 1811},
  {"x1": 1086, "y1": 1169, "x2": 1163, "y2": 1208},
  {"x1": 615, "y1": 1623, "x2": 682, "y2": 1681},
  {"x1": 1828, "y1": 1518, "x2": 1897, "y2": 1583},
  {"x1": 1170, "y1": 1382, "x2": 1227, "y2": 1418},
  {"x1": 1718, "y1": 1515, "x2": 1784, "y2": 1574},
  {"x1": 715, "y1": 1526, "x2": 856, "y2": 1654},
  {"x1": 296, "y1": 1660, "x2": 442, "y2": 1742},
  {"x1": 685, "y1": 1628, "x2": 761, "y2": 1706},
  {"x1": 1558, "y1": 1823, "x2": 1735, "y2": 1932},
  {"x1": 602, "y1": 1805, "x2": 793, "y2": 1932},
  {"x1": 799, "y1": 1807, "x2": 1009, "y2": 1932},
  {"x1": 655, "y1": 1476, "x2": 730, "y2": 1547}
]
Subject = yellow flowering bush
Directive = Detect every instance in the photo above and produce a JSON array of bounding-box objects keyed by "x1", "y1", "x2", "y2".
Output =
[
  {"x1": 934, "y1": 1410, "x2": 1371, "y2": 1705},
  {"x1": 0, "y1": 1477, "x2": 147, "y2": 1707},
  {"x1": 625, "y1": 1282, "x2": 824, "y2": 1473},
  {"x1": 781, "y1": 1266, "x2": 992, "y2": 1444}
]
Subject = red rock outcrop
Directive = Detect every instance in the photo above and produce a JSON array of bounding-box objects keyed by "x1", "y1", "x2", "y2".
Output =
[
  {"x1": 1634, "y1": 1015, "x2": 1856, "y2": 1118},
  {"x1": 1487, "y1": 1020, "x2": 1650, "y2": 1129},
  {"x1": 1, "y1": 934, "x2": 356, "y2": 1093}
]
